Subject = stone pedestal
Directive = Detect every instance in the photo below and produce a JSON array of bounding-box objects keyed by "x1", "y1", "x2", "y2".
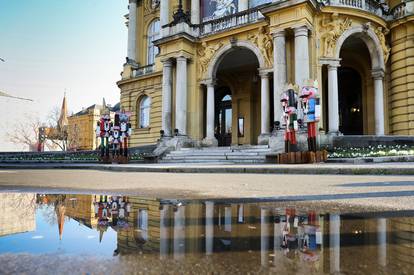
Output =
[
  {"x1": 258, "y1": 133, "x2": 271, "y2": 145},
  {"x1": 201, "y1": 137, "x2": 218, "y2": 147}
]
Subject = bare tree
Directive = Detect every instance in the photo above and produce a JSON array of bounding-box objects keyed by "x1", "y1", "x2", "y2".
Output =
[{"x1": 7, "y1": 107, "x2": 69, "y2": 151}]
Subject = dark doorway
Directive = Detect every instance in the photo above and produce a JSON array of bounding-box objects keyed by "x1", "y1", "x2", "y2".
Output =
[
  {"x1": 215, "y1": 90, "x2": 232, "y2": 147},
  {"x1": 338, "y1": 67, "x2": 363, "y2": 135}
]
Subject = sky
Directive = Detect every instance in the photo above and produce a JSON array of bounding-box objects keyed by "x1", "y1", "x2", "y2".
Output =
[{"x1": 0, "y1": 0, "x2": 127, "y2": 151}]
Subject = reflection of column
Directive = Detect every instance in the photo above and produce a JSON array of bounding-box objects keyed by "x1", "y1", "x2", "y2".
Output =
[
  {"x1": 160, "y1": 204, "x2": 170, "y2": 258},
  {"x1": 328, "y1": 62, "x2": 340, "y2": 134},
  {"x1": 205, "y1": 201, "x2": 214, "y2": 255},
  {"x1": 329, "y1": 214, "x2": 340, "y2": 274},
  {"x1": 176, "y1": 56, "x2": 188, "y2": 135},
  {"x1": 238, "y1": 0, "x2": 249, "y2": 11},
  {"x1": 377, "y1": 218, "x2": 387, "y2": 267},
  {"x1": 373, "y1": 70, "x2": 385, "y2": 135},
  {"x1": 173, "y1": 205, "x2": 186, "y2": 260},
  {"x1": 294, "y1": 26, "x2": 310, "y2": 87},
  {"x1": 273, "y1": 30, "x2": 287, "y2": 125},
  {"x1": 162, "y1": 59, "x2": 173, "y2": 136},
  {"x1": 261, "y1": 208, "x2": 269, "y2": 267},
  {"x1": 260, "y1": 72, "x2": 270, "y2": 135},
  {"x1": 127, "y1": 0, "x2": 137, "y2": 62},
  {"x1": 191, "y1": 0, "x2": 200, "y2": 24},
  {"x1": 273, "y1": 209, "x2": 283, "y2": 266}
]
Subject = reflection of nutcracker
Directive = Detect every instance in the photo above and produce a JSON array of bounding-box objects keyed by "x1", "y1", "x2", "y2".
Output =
[
  {"x1": 300, "y1": 80, "x2": 320, "y2": 152},
  {"x1": 110, "y1": 113, "x2": 122, "y2": 158},
  {"x1": 119, "y1": 112, "x2": 132, "y2": 158},
  {"x1": 281, "y1": 88, "x2": 299, "y2": 152},
  {"x1": 96, "y1": 115, "x2": 112, "y2": 158}
]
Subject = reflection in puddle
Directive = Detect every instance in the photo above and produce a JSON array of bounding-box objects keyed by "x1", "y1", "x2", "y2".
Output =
[{"x1": 0, "y1": 192, "x2": 413, "y2": 274}]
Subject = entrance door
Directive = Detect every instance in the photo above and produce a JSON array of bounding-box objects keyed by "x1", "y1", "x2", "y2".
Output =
[
  {"x1": 216, "y1": 94, "x2": 232, "y2": 146},
  {"x1": 338, "y1": 67, "x2": 363, "y2": 135}
]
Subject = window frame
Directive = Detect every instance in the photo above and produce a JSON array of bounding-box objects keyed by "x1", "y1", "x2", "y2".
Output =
[
  {"x1": 146, "y1": 19, "x2": 160, "y2": 65},
  {"x1": 138, "y1": 95, "x2": 151, "y2": 129}
]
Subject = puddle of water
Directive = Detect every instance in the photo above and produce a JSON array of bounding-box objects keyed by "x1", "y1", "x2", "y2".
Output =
[{"x1": 0, "y1": 192, "x2": 413, "y2": 274}]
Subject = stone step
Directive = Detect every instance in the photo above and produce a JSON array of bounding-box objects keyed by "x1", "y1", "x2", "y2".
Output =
[
  {"x1": 160, "y1": 159, "x2": 267, "y2": 164},
  {"x1": 167, "y1": 151, "x2": 269, "y2": 157}
]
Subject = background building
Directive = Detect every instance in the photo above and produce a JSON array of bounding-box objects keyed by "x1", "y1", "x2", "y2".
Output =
[
  {"x1": 118, "y1": 0, "x2": 414, "y2": 148},
  {"x1": 67, "y1": 101, "x2": 120, "y2": 150}
]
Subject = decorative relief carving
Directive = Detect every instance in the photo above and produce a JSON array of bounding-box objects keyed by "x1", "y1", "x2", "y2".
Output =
[
  {"x1": 374, "y1": 26, "x2": 391, "y2": 64},
  {"x1": 197, "y1": 41, "x2": 224, "y2": 77},
  {"x1": 319, "y1": 13, "x2": 352, "y2": 57},
  {"x1": 144, "y1": 0, "x2": 160, "y2": 15},
  {"x1": 247, "y1": 26, "x2": 273, "y2": 67}
]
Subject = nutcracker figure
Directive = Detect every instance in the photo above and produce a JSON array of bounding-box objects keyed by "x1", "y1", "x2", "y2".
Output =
[
  {"x1": 281, "y1": 87, "x2": 299, "y2": 152},
  {"x1": 300, "y1": 80, "x2": 321, "y2": 152},
  {"x1": 109, "y1": 113, "x2": 122, "y2": 160},
  {"x1": 96, "y1": 114, "x2": 112, "y2": 161},
  {"x1": 118, "y1": 111, "x2": 132, "y2": 163}
]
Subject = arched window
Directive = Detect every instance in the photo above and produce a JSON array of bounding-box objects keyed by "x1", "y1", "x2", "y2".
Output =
[
  {"x1": 147, "y1": 19, "x2": 160, "y2": 65},
  {"x1": 139, "y1": 96, "x2": 151, "y2": 128}
]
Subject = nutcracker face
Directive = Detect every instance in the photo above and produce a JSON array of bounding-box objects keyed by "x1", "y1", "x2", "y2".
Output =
[{"x1": 120, "y1": 122, "x2": 127, "y2": 132}]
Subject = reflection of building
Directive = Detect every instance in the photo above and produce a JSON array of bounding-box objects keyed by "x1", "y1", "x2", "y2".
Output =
[
  {"x1": 119, "y1": 0, "x2": 414, "y2": 148},
  {"x1": 0, "y1": 193, "x2": 36, "y2": 237},
  {"x1": 63, "y1": 195, "x2": 99, "y2": 228},
  {"x1": 67, "y1": 101, "x2": 120, "y2": 150}
]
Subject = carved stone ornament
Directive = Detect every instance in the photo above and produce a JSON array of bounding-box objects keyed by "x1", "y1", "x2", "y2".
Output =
[
  {"x1": 319, "y1": 13, "x2": 352, "y2": 57},
  {"x1": 197, "y1": 41, "x2": 224, "y2": 78},
  {"x1": 247, "y1": 26, "x2": 273, "y2": 67},
  {"x1": 374, "y1": 26, "x2": 391, "y2": 64},
  {"x1": 144, "y1": 0, "x2": 160, "y2": 15}
]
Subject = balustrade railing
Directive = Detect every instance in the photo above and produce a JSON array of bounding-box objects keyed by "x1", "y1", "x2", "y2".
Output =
[
  {"x1": 198, "y1": 8, "x2": 264, "y2": 36},
  {"x1": 329, "y1": 0, "x2": 383, "y2": 16},
  {"x1": 132, "y1": 64, "x2": 155, "y2": 78},
  {"x1": 391, "y1": 0, "x2": 414, "y2": 19}
]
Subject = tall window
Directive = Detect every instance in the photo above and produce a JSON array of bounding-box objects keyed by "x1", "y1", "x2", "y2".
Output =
[
  {"x1": 147, "y1": 20, "x2": 160, "y2": 65},
  {"x1": 139, "y1": 96, "x2": 151, "y2": 128}
]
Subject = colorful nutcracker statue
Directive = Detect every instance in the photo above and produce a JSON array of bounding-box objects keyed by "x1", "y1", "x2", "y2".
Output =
[
  {"x1": 281, "y1": 86, "x2": 299, "y2": 152},
  {"x1": 300, "y1": 80, "x2": 321, "y2": 152},
  {"x1": 109, "y1": 113, "x2": 122, "y2": 161},
  {"x1": 96, "y1": 114, "x2": 112, "y2": 162},
  {"x1": 118, "y1": 111, "x2": 132, "y2": 163}
]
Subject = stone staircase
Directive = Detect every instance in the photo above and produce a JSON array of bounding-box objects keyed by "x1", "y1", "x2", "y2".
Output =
[{"x1": 160, "y1": 145, "x2": 272, "y2": 164}]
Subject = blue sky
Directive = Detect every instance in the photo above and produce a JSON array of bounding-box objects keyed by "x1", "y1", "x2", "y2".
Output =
[{"x1": 0, "y1": 0, "x2": 127, "y2": 150}]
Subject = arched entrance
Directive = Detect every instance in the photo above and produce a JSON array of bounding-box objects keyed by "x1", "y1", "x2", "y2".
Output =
[
  {"x1": 323, "y1": 25, "x2": 386, "y2": 136},
  {"x1": 203, "y1": 41, "x2": 272, "y2": 146},
  {"x1": 338, "y1": 67, "x2": 363, "y2": 135}
]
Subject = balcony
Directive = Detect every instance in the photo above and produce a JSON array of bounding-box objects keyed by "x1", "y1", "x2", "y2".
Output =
[
  {"x1": 162, "y1": 7, "x2": 265, "y2": 39},
  {"x1": 132, "y1": 64, "x2": 155, "y2": 78},
  {"x1": 326, "y1": 0, "x2": 385, "y2": 17},
  {"x1": 198, "y1": 7, "x2": 265, "y2": 37},
  {"x1": 391, "y1": 0, "x2": 414, "y2": 19}
]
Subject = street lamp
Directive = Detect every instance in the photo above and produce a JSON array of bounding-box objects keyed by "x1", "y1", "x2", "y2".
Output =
[{"x1": 0, "y1": 90, "x2": 33, "y2": 102}]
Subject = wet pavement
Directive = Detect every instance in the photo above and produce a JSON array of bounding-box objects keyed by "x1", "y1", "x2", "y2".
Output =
[{"x1": 0, "y1": 191, "x2": 413, "y2": 274}]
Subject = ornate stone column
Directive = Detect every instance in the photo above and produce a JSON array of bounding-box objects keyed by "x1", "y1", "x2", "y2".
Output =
[
  {"x1": 127, "y1": 0, "x2": 137, "y2": 62},
  {"x1": 160, "y1": 0, "x2": 170, "y2": 36},
  {"x1": 205, "y1": 201, "x2": 214, "y2": 255},
  {"x1": 273, "y1": 30, "x2": 287, "y2": 126},
  {"x1": 191, "y1": 0, "x2": 200, "y2": 24},
  {"x1": 176, "y1": 56, "x2": 188, "y2": 135},
  {"x1": 373, "y1": 69, "x2": 385, "y2": 135},
  {"x1": 328, "y1": 62, "x2": 340, "y2": 134},
  {"x1": 162, "y1": 59, "x2": 173, "y2": 137},
  {"x1": 260, "y1": 71, "x2": 270, "y2": 136},
  {"x1": 294, "y1": 26, "x2": 310, "y2": 87},
  {"x1": 238, "y1": 0, "x2": 249, "y2": 11},
  {"x1": 203, "y1": 80, "x2": 218, "y2": 146}
]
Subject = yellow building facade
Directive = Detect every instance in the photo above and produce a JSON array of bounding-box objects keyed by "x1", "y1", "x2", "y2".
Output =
[{"x1": 117, "y1": 0, "x2": 414, "y2": 148}]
